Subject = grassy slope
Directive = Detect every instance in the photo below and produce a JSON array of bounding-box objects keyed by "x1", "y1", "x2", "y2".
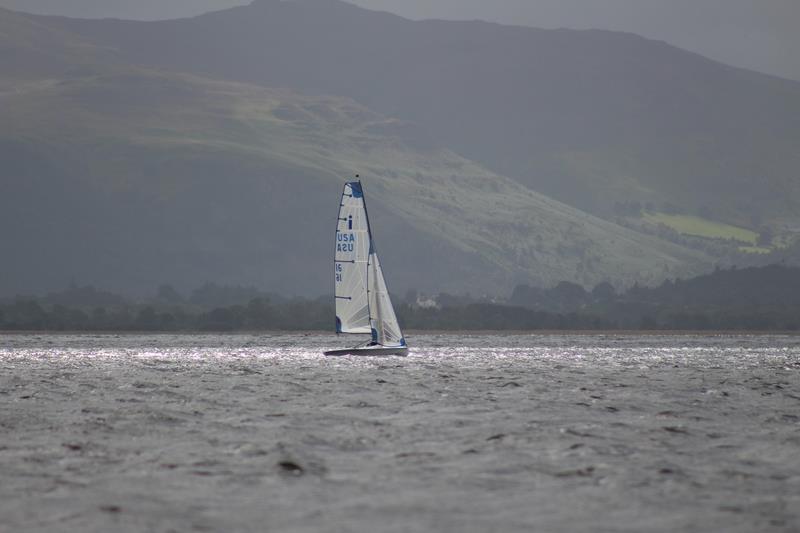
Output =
[
  {"x1": 37, "y1": 0, "x2": 800, "y2": 231},
  {"x1": 552, "y1": 136, "x2": 800, "y2": 229},
  {"x1": 0, "y1": 7, "x2": 715, "y2": 295},
  {"x1": 642, "y1": 213, "x2": 759, "y2": 244},
  {"x1": 0, "y1": 7, "x2": 117, "y2": 81},
  {"x1": 0, "y1": 69, "x2": 712, "y2": 295}
]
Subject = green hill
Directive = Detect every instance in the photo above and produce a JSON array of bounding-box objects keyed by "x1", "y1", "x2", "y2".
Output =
[
  {"x1": 0, "y1": 7, "x2": 118, "y2": 81},
  {"x1": 0, "y1": 56, "x2": 711, "y2": 296},
  {"x1": 34, "y1": 0, "x2": 800, "y2": 232}
]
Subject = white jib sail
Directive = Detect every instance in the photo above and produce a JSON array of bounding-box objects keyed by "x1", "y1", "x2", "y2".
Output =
[
  {"x1": 368, "y1": 251, "x2": 406, "y2": 347},
  {"x1": 335, "y1": 182, "x2": 371, "y2": 334}
]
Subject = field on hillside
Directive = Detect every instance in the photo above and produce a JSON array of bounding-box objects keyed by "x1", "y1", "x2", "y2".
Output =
[
  {"x1": 643, "y1": 213, "x2": 759, "y2": 244},
  {"x1": 737, "y1": 246, "x2": 772, "y2": 254}
]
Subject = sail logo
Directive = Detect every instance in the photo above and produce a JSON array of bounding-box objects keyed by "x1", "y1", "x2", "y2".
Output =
[{"x1": 337, "y1": 232, "x2": 356, "y2": 252}]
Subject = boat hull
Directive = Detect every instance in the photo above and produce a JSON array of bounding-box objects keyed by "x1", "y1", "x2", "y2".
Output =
[{"x1": 324, "y1": 346, "x2": 409, "y2": 357}]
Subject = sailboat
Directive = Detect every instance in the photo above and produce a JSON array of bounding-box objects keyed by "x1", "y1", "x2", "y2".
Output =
[{"x1": 324, "y1": 179, "x2": 409, "y2": 357}]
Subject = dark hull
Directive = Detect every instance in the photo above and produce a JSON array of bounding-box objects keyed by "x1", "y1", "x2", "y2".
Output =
[{"x1": 324, "y1": 346, "x2": 409, "y2": 357}]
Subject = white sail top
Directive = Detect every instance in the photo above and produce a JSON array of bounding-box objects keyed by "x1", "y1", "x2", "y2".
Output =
[{"x1": 334, "y1": 181, "x2": 405, "y2": 348}]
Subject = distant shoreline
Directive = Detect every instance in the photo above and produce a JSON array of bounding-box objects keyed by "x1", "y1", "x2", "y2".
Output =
[{"x1": 2, "y1": 330, "x2": 799, "y2": 337}]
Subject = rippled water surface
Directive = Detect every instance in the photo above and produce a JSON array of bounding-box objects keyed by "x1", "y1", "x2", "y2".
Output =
[{"x1": 1, "y1": 333, "x2": 799, "y2": 532}]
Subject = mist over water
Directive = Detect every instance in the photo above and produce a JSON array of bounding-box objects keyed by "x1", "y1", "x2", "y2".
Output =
[{"x1": 2, "y1": 334, "x2": 798, "y2": 532}]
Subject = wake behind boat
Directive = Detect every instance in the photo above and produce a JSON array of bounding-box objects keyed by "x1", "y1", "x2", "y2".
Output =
[{"x1": 325, "y1": 179, "x2": 409, "y2": 357}]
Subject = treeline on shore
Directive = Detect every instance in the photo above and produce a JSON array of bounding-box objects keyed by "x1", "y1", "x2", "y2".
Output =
[{"x1": 1, "y1": 265, "x2": 799, "y2": 332}]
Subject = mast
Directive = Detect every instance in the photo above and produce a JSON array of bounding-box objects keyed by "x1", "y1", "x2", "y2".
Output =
[{"x1": 359, "y1": 175, "x2": 378, "y2": 343}]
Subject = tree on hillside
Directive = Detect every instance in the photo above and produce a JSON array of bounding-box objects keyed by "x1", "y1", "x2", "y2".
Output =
[{"x1": 757, "y1": 226, "x2": 774, "y2": 247}]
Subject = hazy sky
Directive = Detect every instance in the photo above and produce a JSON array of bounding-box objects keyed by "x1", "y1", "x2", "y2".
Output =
[{"x1": 1, "y1": 0, "x2": 798, "y2": 80}]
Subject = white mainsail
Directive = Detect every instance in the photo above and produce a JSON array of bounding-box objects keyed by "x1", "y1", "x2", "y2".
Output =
[
  {"x1": 335, "y1": 182, "x2": 371, "y2": 334},
  {"x1": 334, "y1": 180, "x2": 406, "y2": 348}
]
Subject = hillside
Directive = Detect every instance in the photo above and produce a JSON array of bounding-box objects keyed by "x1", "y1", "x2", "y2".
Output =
[
  {"x1": 0, "y1": 7, "x2": 117, "y2": 80},
  {"x1": 0, "y1": 0, "x2": 246, "y2": 20},
  {"x1": 0, "y1": 68, "x2": 710, "y2": 296},
  {"x1": 36, "y1": 0, "x2": 800, "y2": 230},
  {"x1": 0, "y1": 7, "x2": 712, "y2": 296}
]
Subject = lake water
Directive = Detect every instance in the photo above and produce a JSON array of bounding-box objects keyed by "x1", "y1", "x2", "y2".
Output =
[{"x1": 1, "y1": 333, "x2": 799, "y2": 532}]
